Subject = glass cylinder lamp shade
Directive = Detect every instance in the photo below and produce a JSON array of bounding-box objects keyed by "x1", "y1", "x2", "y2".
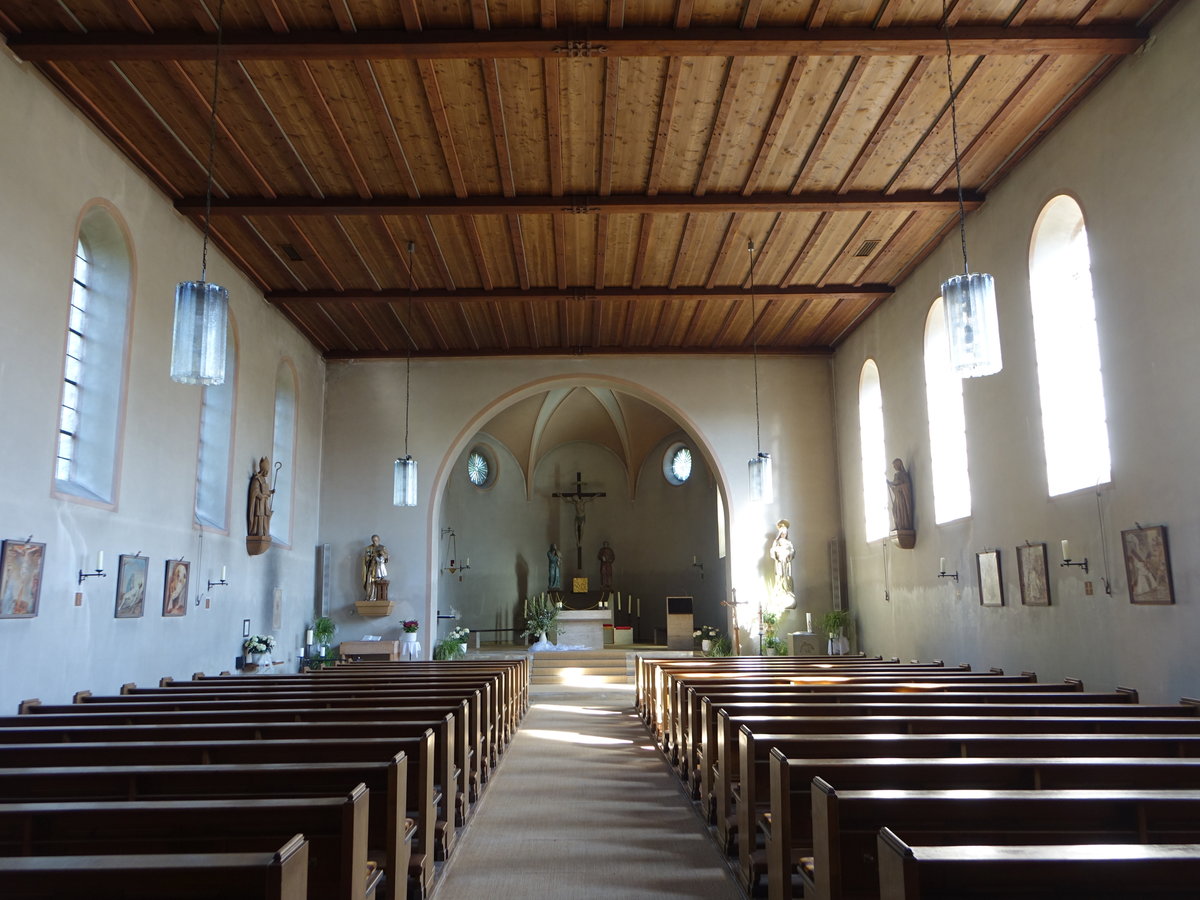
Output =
[
  {"x1": 942, "y1": 272, "x2": 1002, "y2": 378},
  {"x1": 748, "y1": 451, "x2": 773, "y2": 503},
  {"x1": 171, "y1": 280, "x2": 229, "y2": 385},
  {"x1": 393, "y1": 455, "x2": 418, "y2": 507}
]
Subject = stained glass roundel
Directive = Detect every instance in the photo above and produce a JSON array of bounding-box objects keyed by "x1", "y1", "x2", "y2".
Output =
[
  {"x1": 467, "y1": 451, "x2": 489, "y2": 486},
  {"x1": 663, "y1": 442, "x2": 693, "y2": 485}
]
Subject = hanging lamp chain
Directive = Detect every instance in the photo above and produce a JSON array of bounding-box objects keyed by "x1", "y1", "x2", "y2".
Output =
[
  {"x1": 748, "y1": 239, "x2": 761, "y2": 452},
  {"x1": 199, "y1": 0, "x2": 226, "y2": 284},
  {"x1": 942, "y1": 0, "x2": 970, "y2": 279},
  {"x1": 404, "y1": 241, "x2": 415, "y2": 458}
]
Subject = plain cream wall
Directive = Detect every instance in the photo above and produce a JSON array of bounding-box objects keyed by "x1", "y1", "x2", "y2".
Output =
[
  {"x1": 831, "y1": 3, "x2": 1200, "y2": 703},
  {"x1": 318, "y1": 356, "x2": 842, "y2": 650},
  {"x1": 0, "y1": 46, "x2": 326, "y2": 711}
]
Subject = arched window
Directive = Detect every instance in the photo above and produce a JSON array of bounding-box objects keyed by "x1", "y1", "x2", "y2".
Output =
[
  {"x1": 194, "y1": 318, "x2": 238, "y2": 529},
  {"x1": 924, "y1": 298, "x2": 971, "y2": 522},
  {"x1": 1029, "y1": 195, "x2": 1111, "y2": 495},
  {"x1": 269, "y1": 361, "x2": 298, "y2": 544},
  {"x1": 858, "y1": 360, "x2": 889, "y2": 541},
  {"x1": 54, "y1": 205, "x2": 133, "y2": 504}
]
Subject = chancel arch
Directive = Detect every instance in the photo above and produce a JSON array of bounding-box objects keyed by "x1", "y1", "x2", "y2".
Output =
[{"x1": 427, "y1": 377, "x2": 731, "y2": 648}]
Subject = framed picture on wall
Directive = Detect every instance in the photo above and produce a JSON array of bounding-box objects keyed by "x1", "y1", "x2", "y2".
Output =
[
  {"x1": 114, "y1": 554, "x2": 148, "y2": 618},
  {"x1": 1121, "y1": 525, "x2": 1175, "y2": 605},
  {"x1": 162, "y1": 559, "x2": 189, "y2": 617},
  {"x1": 0, "y1": 539, "x2": 46, "y2": 618},
  {"x1": 976, "y1": 550, "x2": 1004, "y2": 607},
  {"x1": 1017, "y1": 542, "x2": 1051, "y2": 607}
]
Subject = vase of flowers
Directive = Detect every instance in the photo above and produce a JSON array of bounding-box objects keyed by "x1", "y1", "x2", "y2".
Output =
[
  {"x1": 693, "y1": 624, "x2": 720, "y2": 653},
  {"x1": 244, "y1": 634, "x2": 276, "y2": 668},
  {"x1": 448, "y1": 625, "x2": 469, "y2": 655},
  {"x1": 522, "y1": 594, "x2": 559, "y2": 646},
  {"x1": 402, "y1": 619, "x2": 419, "y2": 642}
]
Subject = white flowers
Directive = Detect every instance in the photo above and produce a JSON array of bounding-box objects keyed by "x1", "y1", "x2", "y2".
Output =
[
  {"x1": 244, "y1": 634, "x2": 276, "y2": 654},
  {"x1": 448, "y1": 625, "x2": 469, "y2": 642}
]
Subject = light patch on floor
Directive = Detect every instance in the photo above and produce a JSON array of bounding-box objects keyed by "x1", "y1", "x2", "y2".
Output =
[
  {"x1": 533, "y1": 703, "x2": 623, "y2": 716},
  {"x1": 523, "y1": 728, "x2": 634, "y2": 746}
]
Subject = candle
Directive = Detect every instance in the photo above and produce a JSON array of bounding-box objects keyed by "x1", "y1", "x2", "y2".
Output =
[
  {"x1": 305, "y1": 629, "x2": 314, "y2": 645},
  {"x1": 1061, "y1": 540, "x2": 1070, "y2": 560},
  {"x1": 465, "y1": 557, "x2": 469, "y2": 566},
  {"x1": 637, "y1": 598, "x2": 641, "y2": 616},
  {"x1": 96, "y1": 550, "x2": 104, "y2": 571},
  {"x1": 806, "y1": 612, "x2": 813, "y2": 632},
  {"x1": 221, "y1": 565, "x2": 227, "y2": 581},
  {"x1": 939, "y1": 558, "x2": 946, "y2": 573},
  {"x1": 693, "y1": 555, "x2": 698, "y2": 564}
]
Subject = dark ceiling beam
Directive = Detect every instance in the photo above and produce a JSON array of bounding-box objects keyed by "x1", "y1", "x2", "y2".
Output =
[
  {"x1": 178, "y1": 189, "x2": 983, "y2": 216},
  {"x1": 323, "y1": 344, "x2": 835, "y2": 360},
  {"x1": 267, "y1": 283, "x2": 892, "y2": 305},
  {"x1": 8, "y1": 25, "x2": 1147, "y2": 62}
]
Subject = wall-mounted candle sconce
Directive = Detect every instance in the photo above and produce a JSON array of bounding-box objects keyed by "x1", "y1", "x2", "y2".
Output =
[
  {"x1": 938, "y1": 557, "x2": 959, "y2": 583},
  {"x1": 78, "y1": 550, "x2": 107, "y2": 585},
  {"x1": 208, "y1": 565, "x2": 229, "y2": 591},
  {"x1": 692, "y1": 555, "x2": 705, "y2": 580},
  {"x1": 1059, "y1": 540, "x2": 1089, "y2": 574}
]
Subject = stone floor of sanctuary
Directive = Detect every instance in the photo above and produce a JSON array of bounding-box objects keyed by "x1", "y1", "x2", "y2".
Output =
[{"x1": 430, "y1": 683, "x2": 745, "y2": 899}]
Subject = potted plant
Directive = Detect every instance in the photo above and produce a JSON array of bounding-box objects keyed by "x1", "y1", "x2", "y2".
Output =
[
  {"x1": 706, "y1": 632, "x2": 734, "y2": 658},
  {"x1": 310, "y1": 616, "x2": 335, "y2": 662},
  {"x1": 447, "y1": 625, "x2": 469, "y2": 654},
  {"x1": 521, "y1": 594, "x2": 558, "y2": 646},
  {"x1": 820, "y1": 609, "x2": 853, "y2": 656},
  {"x1": 401, "y1": 619, "x2": 419, "y2": 642},
  {"x1": 434, "y1": 636, "x2": 467, "y2": 660},
  {"x1": 243, "y1": 634, "x2": 276, "y2": 669},
  {"x1": 692, "y1": 624, "x2": 720, "y2": 653}
]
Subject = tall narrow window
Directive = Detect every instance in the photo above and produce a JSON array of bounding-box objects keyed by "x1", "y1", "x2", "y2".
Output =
[
  {"x1": 269, "y1": 361, "x2": 298, "y2": 544},
  {"x1": 924, "y1": 299, "x2": 972, "y2": 522},
  {"x1": 1029, "y1": 195, "x2": 1111, "y2": 495},
  {"x1": 858, "y1": 360, "x2": 889, "y2": 541},
  {"x1": 195, "y1": 319, "x2": 237, "y2": 529},
  {"x1": 55, "y1": 206, "x2": 133, "y2": 504}
]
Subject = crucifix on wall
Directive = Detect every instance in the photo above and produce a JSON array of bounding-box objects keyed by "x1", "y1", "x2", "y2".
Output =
[{"x1": 552, "y1": 471, "x2": 606, "y2": 572}]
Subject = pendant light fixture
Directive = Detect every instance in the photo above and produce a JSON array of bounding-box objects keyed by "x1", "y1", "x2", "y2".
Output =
[
  {"x1": 939, "y1": 4, "x2": 1002, "y2": 378},
  {"x1": 746, "y1": 239, "x2": 773, "y2": 503},
  {"x1": 171, "y1": 0, "x2": 229, "y2": 385},
  {"x1": 393, "y1": 241, "x2": 418, "y2": 507}
]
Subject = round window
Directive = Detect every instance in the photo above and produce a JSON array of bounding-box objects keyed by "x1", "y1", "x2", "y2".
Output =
[
  {"x1": 663, "y1": 442, "x2": 693, "y2": 485},
  {"x1": 467, "y1": 449, "x2": 492, "y2": 488}
]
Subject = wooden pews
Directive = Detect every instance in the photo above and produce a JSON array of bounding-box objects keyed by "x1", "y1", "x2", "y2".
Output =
[
  {"x1": 636, "y1": 654, "x2": 1200, "y2": 900},
  {"x1": 7, "y1": 657, "x2": 529, "y2": 900},
  {"x1": 877, "y1": 828, "x2": 1200, "y2": 900},
  {"x1": 0, "y1": 833, "x2": 309, "y2": 900}
]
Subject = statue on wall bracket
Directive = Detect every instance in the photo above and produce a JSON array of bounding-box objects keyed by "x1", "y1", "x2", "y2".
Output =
[
  {"x1": 246, "y1": 457, "x2": 280, "y2": 556},
  {"x1": 888, "y1": 458, "x2": 916, "y2": 549},
  {"x1": 769, "y1": 519, "x2": 797, "y2": 609}
]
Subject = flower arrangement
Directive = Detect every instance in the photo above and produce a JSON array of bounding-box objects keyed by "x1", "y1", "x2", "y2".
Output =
[
  {"x1": 693, "y1": 624, "x2": 721, "y2": 640},
  {"x1": 402, "y1": 619, "x2": 419, "y2": 633},
  {"x1": 244, "y1": 634, "x2": 276, "y2": 655},
  {"x1": 448, "y1": 625, "x2": 469, "y2": 643},
  {"x1": 434, "y1": 636, "x2": 467, "y2": 660},
  {"x1": 521, "y1": 593, "x2": 559, "y2": 639}
]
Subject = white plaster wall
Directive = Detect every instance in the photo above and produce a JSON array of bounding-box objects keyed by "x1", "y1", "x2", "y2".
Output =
[
  {"x1": 318, "y1": 356, "x2": 841, "y2": 652},
  {"x1": 830, "y1": 3, "x2": 1200, "y2": 703},
  {"x1": 0, "y1": 47, "x2": 325, "y2": 711}
]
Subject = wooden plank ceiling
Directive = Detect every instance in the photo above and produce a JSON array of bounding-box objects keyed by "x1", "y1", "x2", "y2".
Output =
[{"x1": 0, "y1": 0, "x2": 1173, "y2": 358}]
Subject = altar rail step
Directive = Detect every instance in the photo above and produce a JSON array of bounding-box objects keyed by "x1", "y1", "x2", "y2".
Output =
[{"x1": 529, "y1": 651, "x2": 634, "y2": 685}]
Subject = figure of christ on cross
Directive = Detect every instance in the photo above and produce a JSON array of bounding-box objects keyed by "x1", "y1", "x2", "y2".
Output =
[{"x1": 552, "y1": 472, "x2": 607, "y2": 571}]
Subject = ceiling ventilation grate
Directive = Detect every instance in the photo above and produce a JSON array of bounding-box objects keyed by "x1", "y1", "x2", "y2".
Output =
[
  {"x1": 280, "y1": 243, "x2": 303, "y2": 261},
  {"x1": 854, "y1": 239, "x2": 881, "y2": 258}
]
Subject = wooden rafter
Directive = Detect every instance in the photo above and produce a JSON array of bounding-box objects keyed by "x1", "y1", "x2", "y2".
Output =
[
  {"x1": 743, "y1": 57, "x2": 812, "y2": 196},
  {"x1": 694, "y1": 57, "x2": 745, "y2": 196},
  {"x1": 292, "y1": 60, "x2": 371, "y2": 197},
  {"x1": 9, "y1": 25, "x2": 1149, "y2": 62},
  {"x1": 179, "y1": 189, "x2": 984, "y2": 216},
  {"x1": 646, "y1": 56, "x2": 683, "y2": 196},
  {"x1": 597, "y1": 57, "x2": 620, "y2": 196},
  {"x1": 266, "y1": 283, "x2": 891, "y2": 305},
  {"x1": 418, "y1": 59, "x2": 468, "y2": 198},
  {"x1": 791, "y1": 57, "x2": 867, "y2": 191},
  {"x1": 837, "y1": 56, "x2": 931, "y2": 194}
]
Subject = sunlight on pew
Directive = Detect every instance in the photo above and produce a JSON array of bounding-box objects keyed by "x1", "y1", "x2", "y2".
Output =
[{"x1": 524, "y1": 728, "x2": 633, "y2": 746}]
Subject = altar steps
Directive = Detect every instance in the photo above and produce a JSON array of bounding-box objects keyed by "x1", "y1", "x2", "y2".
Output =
[
  {"x1": 528, "y1": 649, "x2": 644, "y2": 685},
  {"x1": 530, "y1": 650, "x2": 630, "y2": 685}
]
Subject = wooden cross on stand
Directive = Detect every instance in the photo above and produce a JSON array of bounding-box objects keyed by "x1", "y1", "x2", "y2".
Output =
[{"x1": 552, "y1": 472, "x2": 606, "y2": 571}]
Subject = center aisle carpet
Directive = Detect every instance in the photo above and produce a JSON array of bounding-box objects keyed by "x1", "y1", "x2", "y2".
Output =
[{"x1": 432, "y1": 687, "x2": 744, "y2": 899}]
